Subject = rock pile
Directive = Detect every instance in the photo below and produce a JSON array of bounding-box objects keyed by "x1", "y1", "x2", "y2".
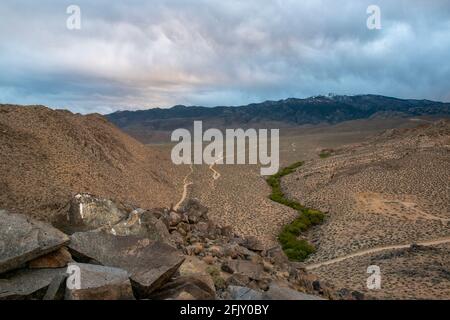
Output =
[{"x1": 0, "y1": 195, "x2": 359, "y2": 300}]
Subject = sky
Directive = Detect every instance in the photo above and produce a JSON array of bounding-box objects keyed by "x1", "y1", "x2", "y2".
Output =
[{"x1": 0, "y1": 0, "x2": 449, "y2": 114}]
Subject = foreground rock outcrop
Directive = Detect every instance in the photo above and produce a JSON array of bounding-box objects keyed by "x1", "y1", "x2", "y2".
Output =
[
  {"x1": 0, "y1": 194, "x2": 356, "y2": 300},
  {"x1": 0, "y1": 210, "x2": 69, "y2": 274}
]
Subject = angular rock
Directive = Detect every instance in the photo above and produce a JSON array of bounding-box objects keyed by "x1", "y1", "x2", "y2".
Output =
[
  {"x1": 65, "y1": 263, "x2": 134, "y2": 300},
  {"x1": 150, "y1": 276, "x2": 216, "y2": 300},
  {"x1": 68, "y1": 231, "x2": 185, "y2": 298},
  {"x1": 227, "y1": 286, "x2": 263, "y2": 300},
  {"x1": 178, "y1": 256, "x2": 216, "y2": 294},
  {"x1": 262, "y1": 282, "x2": 325, "y2": 300},
  {"x1": 29, "y1": 247, "x2": 73, "y2": 269},
  {"x1": 0, "y1": 268, "x2": 66, "y2": 300},
  {"x1": 43, "y1": 273, "x2": 67, "y2": 300},
  {"x1": 0, "y1": 210, "x2": 69, "y2": 274},
  {"x1": 221, "y1": 260, "x2": 263, "y2": 280}
]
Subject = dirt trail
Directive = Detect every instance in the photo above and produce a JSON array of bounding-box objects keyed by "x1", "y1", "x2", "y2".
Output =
[
  {"x1": 209, "y1": 152, "x2": 224, "y2": 181},
  {"x1": 174, "y1": 164, "x2": 194, "y2": 211},
  {"x1": 305, "y1": 236, "x2": 450, "y2": 270}
]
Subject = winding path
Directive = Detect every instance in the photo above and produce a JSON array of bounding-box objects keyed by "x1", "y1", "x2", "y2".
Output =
[
  {"x1": 305, "y1": 236, "x2": 450, "y2": 270},
  {"x1": 209, "y1": 152, "x2": 224, "y2": 181},
  {"x1": 174, "y1": 164, "x2": 194, "y2": 211}
]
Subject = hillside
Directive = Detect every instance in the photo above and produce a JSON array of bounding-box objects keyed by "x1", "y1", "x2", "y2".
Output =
[
  {"x1": 106, "y1": 95, "x2": 450, "y2": 143},
  {"x1": 0, "y1": 104, "x2": 185, "y2": 222},
  {"x1": 283, "y1": 120, "x2": 450, "y2": 299}
]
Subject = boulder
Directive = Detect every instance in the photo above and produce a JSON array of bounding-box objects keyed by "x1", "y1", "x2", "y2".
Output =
[
  {"x1": 221, "y1": 260, "x2": 263, "y2": 280},
  {"x1": 65, "y1": 263, "x2": 135, "y2": 300},
  {"x1": 68, "y1": 231, "x2": 185, "y2": 298},
  {"x1": 106, "y1": 209, "x2": 171, "y2": 243},
  {"x1": 0, "y1": 210, "x2": 69, "y2": 274},
  {"x1": 59, "y1": 194, "x2": 128, "y2": 234},
  {"x1": 262, "y1": 282, "x2": 325, "y2": 300},
  {"x1": 227, "y1": 286, "x2": 264, "y2": 300},
  {"x1": 29, "y1": 247, "x2": 73, "y2": 269},
  {"x1": 0, "y1": 268, "x2": 66, "y2": 300}
]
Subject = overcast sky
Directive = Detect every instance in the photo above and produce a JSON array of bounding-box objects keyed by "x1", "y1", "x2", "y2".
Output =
[{"x1": 0, "y1": 0, "x2": 449, "y2": 114}]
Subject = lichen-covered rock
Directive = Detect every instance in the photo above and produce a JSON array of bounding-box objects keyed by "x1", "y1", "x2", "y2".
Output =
[
  {"x1": 64, "y1": 193, "x2": 128, "y2": 233},
  {"x1": 68, "y1": 231, "x2": 185, "y2": 298},
  {"x1": 0, "y1": 210, "x2": 69, "y2": 274},
  {"x1": 65, "y1": 263, "x2": 134, "y2": 300}
]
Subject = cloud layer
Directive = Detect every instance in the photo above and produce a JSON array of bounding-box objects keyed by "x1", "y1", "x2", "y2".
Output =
[{"x1": 0, "y1": 0, "x2": 449, "y2": 113}]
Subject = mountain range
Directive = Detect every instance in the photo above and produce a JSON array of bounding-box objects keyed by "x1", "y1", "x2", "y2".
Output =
[{"x1": 106, "y1": 94, "x2": 450, "y2": 143}]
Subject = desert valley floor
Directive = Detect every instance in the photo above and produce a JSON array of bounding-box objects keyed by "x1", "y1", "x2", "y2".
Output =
[{"x1": 151, "y1": 117, "x2": 450, "y2": 299}]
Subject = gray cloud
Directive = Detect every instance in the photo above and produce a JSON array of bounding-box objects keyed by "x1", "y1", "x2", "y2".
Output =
[{"x1": 0, "y1": 0, "x2": 449, "y2": 113}]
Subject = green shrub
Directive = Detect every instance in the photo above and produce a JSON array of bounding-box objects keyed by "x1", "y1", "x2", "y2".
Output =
[
  {"x1": 319, "y1": 152, "x2": 331, "y2": 159},
  {"x1": 206, "y1": 266, "x2": 226, "y2": 290},
  {"x1": 302, "y1": 208, "x2": 325, "y2": 225},
  {"x1": 266, "y1": 161, "x2": 325, "y2": 262}
]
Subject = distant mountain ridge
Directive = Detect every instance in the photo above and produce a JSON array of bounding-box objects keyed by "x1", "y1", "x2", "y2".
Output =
[{"x1": 106, "y1": 94, "x2": 450, "y2": 143}]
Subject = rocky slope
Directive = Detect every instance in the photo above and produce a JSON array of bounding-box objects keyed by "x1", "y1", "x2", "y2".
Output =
[
  {"x1": 0, "y1": 104, "x2": 186, "y2": 222},
  {"x1": 0, "y1": 195, "x2": 360, "y2": 300}
]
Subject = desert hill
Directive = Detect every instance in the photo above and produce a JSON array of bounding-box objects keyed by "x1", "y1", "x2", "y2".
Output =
[
  {"x1": 283, "y1": 120, "x2": 450, "y2": 299},
  {"x1": 0, "y1": 104, "x2": 185, "y2": 222}
]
